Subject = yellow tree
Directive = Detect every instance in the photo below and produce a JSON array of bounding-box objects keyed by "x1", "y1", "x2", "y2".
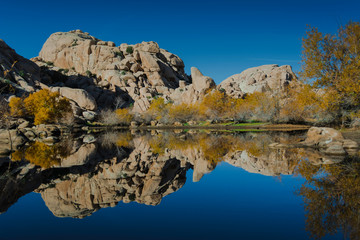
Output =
[
  {"x1": 300, "y1": 21, "x2": 360, "y2": 121},
  {"x1": 199, "y1": 90, "x2": 233, "y2": 120},
  {"x1": 9, "y1": 89, "x2": 72, "y2": 125},
  {"x1": 145, "y1": 97, "x2": 171, "y2": 122},
  {"x1": 168, "y1": 103, "x2": 200, "y2": 123}
]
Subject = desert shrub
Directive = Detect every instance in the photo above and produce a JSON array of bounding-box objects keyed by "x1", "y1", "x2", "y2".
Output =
[
  {"x1": 145, "y1": 97, "x2": 171, "y2": 123},
  {"x1": 126, "y1": 46, "x2": 134, "y2": 54},
  {"x1": 18, "y1": 70, "x2": 25, "y2": 78},
  {"x1": 114, "y1": 51, "x2": 124, "y2": 58},
  {"x1": 85, "y1": 70, "x2": 92, "y2": 77},
  {"x1": 99, "y1": 109, "x2": 120, "y2": 125},
  {"x1": 199, "y1": 90, "x2": 239, "y2": 121},
  {"x1": 281, "y1": 85, "x2": 326, "y2": 123},
  {"x1": 240, "y1": 92, "x2": 277, "y2": 122},
  {"x1": 168, "y1": 103, "x2": 200, "y2": 123},
  {"x1": 115, "y1": 108, "x2": 133, "y2": 125}
]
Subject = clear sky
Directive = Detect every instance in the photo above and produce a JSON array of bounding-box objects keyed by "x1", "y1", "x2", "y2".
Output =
[{"x1": 1, "y1": 0, "x2": 359, "y2": 84}]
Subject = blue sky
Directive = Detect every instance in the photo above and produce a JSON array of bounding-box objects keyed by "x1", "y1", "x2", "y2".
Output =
[{"x1": 1, "y1": 0, "x2": 359, "y2": 84}]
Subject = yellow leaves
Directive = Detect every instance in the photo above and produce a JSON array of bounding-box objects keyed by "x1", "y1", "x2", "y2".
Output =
[
  {"x1": 9, "y1": 97, "x2": 26, "y2": 117},
  {"x1": 115, "y1": 108, "x2": 133, "y2": 124},
  {"x1": 168, "y1": 103, "x2": 200, "y2": 123},
  {"x1": 301, "y1": 21, "x2": 360, "y2": 115},
  {"x1": 199, "y1": 90, "x2": 233, "y2": 118},
  {"x1": 281, "y1": 84, "x2": 322, "y2": 122},
  {"x1": 116, "y1": 132, "x2": 133, "y2": 148},
  {"x1": 9, "y1": 89, "x2": 72, "y2": 125},
  {"x1": 146, "y1": 97, "x2": 171, "y2": 121},
  {"x1": 11, "y1": 141, "x2": 70, "y2": 169},
  {"x1": 296, "y1": 155, "x2": 360, "y2": 239}
]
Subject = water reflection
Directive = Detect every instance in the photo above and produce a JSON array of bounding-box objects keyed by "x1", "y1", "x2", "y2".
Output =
[
  {"x1": 296, "y1": 155, "x2": 360, "y2": 240},
  {"x1": 0, "y1": 130, "x2": 359, "y2": 239}
]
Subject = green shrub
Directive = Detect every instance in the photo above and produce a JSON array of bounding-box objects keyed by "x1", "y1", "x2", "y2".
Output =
[
  {"x1": 115, "y1": 51, "x2": 124, "y2": 58},
  {"x1": 126, "y1": 46, "x2": 134, "y2": 54},
  {"x1": 18, "y1": 70, "x2": 25, "y2": 78}
]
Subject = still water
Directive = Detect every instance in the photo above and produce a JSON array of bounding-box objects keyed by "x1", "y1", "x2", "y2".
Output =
[{"x1": 0, "y1": 130, "x2": 358, "y2": 240}]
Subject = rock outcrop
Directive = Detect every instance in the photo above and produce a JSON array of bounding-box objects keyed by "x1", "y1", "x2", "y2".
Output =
[
  {"x1": 0, "y1": 39, "x2": 39, "y2": 92},
  {"x1": 169, "y1": 67, "x2": 216, "y2": 105},
  {"x1": 1, "y1": 31, "x2": 305, "y2": 117},
  {"x1": 33, "y1": 30, "x2": 191, "y2": 113},
  {"x1": 301, "y1": 127, "x2": 359, "y2": 155},
  {"x1": 218, "y1": 64, "x2": 297, "y2": 98}
]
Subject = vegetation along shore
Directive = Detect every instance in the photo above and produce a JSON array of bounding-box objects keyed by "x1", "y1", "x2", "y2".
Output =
[{"x1": 1, "y1": 21, "x2": 360, "y2": 154}]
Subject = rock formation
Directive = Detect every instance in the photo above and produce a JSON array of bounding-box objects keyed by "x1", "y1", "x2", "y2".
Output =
[
  {"x1": 0, "y1": 39, "x2": 39, "y2": 92},
  {"x1": 218, "y1": 64, "x2": 297, "y2": 98},
  {"x1": 32, "y1": 30, "x2": 192, "y2": 113},
  {"x1": 0, "y1": 130, "x2": 357, "y2": 218},
  {"x1": 1, "y1": 30, "x2": 306, "y2": 119},
  {"x1": 301, "y1": 127, "x2": 359, "y2": 155}
]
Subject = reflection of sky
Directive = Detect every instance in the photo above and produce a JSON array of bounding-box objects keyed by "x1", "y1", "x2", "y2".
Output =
[{"x1": 0, "y1": 162, "x2": 341, "y2": 240}]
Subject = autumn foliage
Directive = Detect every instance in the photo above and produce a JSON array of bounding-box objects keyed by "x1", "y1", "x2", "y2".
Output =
[
  {"x1": 9, "y1": 89, "x2": 72, "y2": 125},
  {"x1": 300, "y1": 21, "x2": 360, "y2": 123},
  {"x1": 11, "y1": 141, "x2": 70, "y2": 169}
]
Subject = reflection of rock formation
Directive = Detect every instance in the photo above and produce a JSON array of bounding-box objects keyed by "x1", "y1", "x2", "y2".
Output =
[
  {"x1": 1, "y1": 130, "x2": 354, "y2": 219},
  {"x1": 224, "y1": 149, "x2": 299, "y2": 176},
  {"x1": 0, "y1": 160, "x2": 42, "y2": 213}
]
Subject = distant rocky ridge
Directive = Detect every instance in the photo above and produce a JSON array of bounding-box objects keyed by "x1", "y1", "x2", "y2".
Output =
[{"x1": 1, "y1": 30, "x2": 298, "y2": 120}]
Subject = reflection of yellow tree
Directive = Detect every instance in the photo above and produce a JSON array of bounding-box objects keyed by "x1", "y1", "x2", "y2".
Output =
[
  {"x1": 116, "y1": 132, "x2": 134, "y2": 148},
  {"x1": 147, "y1": 133, "x2": 269, "y2": 164},
  {"x1": 11, "y1": 141, "x2": 70, "y2": 169},
  {"x1": 296, "y1": 156, "x2": 360, "y2": 240}
]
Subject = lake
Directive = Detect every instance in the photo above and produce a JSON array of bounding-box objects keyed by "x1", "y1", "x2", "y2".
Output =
[{"x1": 0, "y1": 129, "x2": 358, "y2": 240}]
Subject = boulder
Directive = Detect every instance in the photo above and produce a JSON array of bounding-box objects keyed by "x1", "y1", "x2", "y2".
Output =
[
  {"x1": 218, "y1": 64, "x2": 297, "y2": 98},
  {"x1": 191, "y1": 67, "x2": 215, "y2": 92},
  {"x1": 52, "y1": 87, "x2": 97, "y2": 111},
  {"x1": 302, "y1": 127, "x2": 358, "y2": 155},
  {"x1": 82, "y1": 111, "x2": 96, "y2": 121}
]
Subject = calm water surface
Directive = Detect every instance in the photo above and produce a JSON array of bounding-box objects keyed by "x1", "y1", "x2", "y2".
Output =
[{"x1": 0, "y1": 130, "x2": 358, "y2": 240}]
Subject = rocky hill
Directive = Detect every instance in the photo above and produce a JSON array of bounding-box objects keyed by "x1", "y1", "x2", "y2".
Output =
[
  {"x1": 0, "y1": 39, "x2": 39, "y2": 93},
  {"x1": 1, "y1": 30, "x2": 300, "y2": 121},
  {"x1": 32, "y1": 30, "x2": 201, "y2": 113}
]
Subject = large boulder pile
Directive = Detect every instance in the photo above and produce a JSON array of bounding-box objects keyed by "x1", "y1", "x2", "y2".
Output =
[
  {"x1": 218, "y1": 64, "x2": 297, "y2": 98},
  {"x1": 32, "y1": 30, "x2": 192, "y2": 113},
  {"x1": 1, "y1": 30, "x2": 305, "y2": 119}
]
